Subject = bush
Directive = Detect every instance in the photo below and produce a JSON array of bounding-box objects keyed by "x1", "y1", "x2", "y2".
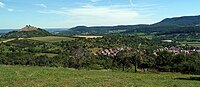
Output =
[{"x1": 49, "y1": 63, "x2": 59, "y2": 67}]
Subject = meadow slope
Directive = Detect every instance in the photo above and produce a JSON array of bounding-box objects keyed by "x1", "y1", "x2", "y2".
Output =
[{"x1": 0, "y1": 65, "x2": 200, "y2": 87}]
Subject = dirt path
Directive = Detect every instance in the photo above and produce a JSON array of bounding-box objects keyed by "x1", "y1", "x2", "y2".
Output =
[
  {"x1": 1, "y1": 38, "x2": 24, "y2": 43},
  {"x1": 2, "y1": 38, "x2": 16, "y2": 43}
]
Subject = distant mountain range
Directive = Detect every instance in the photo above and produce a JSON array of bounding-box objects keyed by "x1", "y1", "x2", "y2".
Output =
[
  {"x1": 0, "y1": 29, "x2": 16, "y2": 34},
  {"x1": 60, "y1": 15, "x2": 200, "y2": 35},
  {"x1": 2, "y1": 15, "x2": 200, "y2": 39},
  {"x1": 45, "y1": 28, "x2": 69, "y2": 32}
]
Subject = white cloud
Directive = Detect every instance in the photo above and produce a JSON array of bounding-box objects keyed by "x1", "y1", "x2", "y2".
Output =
[
  {"x1": 35, "y1": 4, "x2": 47, "y2": 8},
  {"x1": 0, "y1": 2, "x2": 15, "y2": 12},
  {"x1": 38, "y1": 5, "x2": 139, "y2": 26},
  {"x1": 69, "y1": 6, "x2": 138, "y2": 19},
  {"x1": 91, "y1": 0, "x2": 102, "y2": 3},
  {"x1": 38, "y1": 10, "x2": 67, "y2": 15},
  {"x1": 7, "y1": 8, "x2": 14, "y2": 12},
  {"x1": 0, "y1": 2, "x2": 5, "y2": 8},
  {"x1": 37, "y1": 3, "x2": 161, "y2": 27}
]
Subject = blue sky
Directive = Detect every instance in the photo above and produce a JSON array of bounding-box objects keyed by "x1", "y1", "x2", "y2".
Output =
[{"x1": 0, "y1": 0, "x2": 200, "y2": 29}]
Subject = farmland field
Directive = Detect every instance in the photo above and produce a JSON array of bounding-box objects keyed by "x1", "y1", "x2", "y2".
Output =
[
  {"x1": 27, "y1": 36, "x2": 75, "y2": 42},
  {"x1": 179, "y1": 42, "x2": 200, "y2": 47},
  {"x1": 89, "y1": 48, "x2": 102, "y2": 54},
  {"x1": 76, "y1": 36, "x2": 103, "y2": 39},
  {"x1": 140, "y1": 35, "x2": 153, "y2": 39},
  {"x1": 35, "y1": 53, "x2": 58, "y2": 57},
  {"x1": 0, "y1": 65, "x2": 200, "y2": 87}
]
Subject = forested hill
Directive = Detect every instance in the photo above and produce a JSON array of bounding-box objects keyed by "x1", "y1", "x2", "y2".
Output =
[
  {"x1": 3, "y1": 25, "x2": 52, "y2": 38},
  {"x1": 62, "y1": 25, "x2": 149, "y2": 35},
  {"x1": 153, "y1": 15, "x2": 200, "y2": 27},
  {"x1": 60, "y1": 15, "x2": 200, "y2": 35}
]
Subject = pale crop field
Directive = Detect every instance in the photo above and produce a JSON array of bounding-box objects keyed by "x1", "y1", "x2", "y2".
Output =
[
  {"x1": 77, "y1": 36, "x2": 103, "y2": 39},
  {"x1": 27, "y1": 36, "x2": 75, "y2": 42}
]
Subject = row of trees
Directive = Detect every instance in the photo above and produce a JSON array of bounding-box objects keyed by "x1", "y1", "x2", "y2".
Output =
[{"x1": 111, "y1": 50, "x2": 200, "y2": 74}]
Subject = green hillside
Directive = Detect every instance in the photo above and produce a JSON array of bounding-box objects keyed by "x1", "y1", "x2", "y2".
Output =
[{"x1": 154, "y1": 15, "x2": 200, "y2": 26}]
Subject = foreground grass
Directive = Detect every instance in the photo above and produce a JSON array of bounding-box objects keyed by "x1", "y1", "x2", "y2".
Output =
[
  {"x1": 27, "y1": 36, "x2": 75, "y2": 42},
  {"x1": 0, "y1": 65, "x2": 200, "y2": 87}
]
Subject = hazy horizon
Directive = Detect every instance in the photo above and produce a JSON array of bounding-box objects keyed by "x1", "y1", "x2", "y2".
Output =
[{"x1": 1, "y1": 0, "x2": 200, "y2": 29}]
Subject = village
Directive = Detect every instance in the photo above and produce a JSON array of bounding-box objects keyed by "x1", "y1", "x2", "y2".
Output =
[
  {"x1": 154, "y1": 46, "x2": 200, "y2": 55},
  {"x1": 96, "y1": 46, "x2": 133, "y2": 57},
  {"x1": 96, "y1": 46, "x2": 200, "y2": 57}
]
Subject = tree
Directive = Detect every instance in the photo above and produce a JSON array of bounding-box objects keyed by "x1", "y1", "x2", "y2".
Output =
[
  {"x1": 156, "y1": 51, "x2": 174, "y2": 72},
  {"x1": 179, "y1": 54, "x2": 200, "y2": 74},
  {"x1": 116, "y1": 50, "x2": 140, "y2": 72},
  {"x1": 35, "y1": 55, "x2": 50, "y2": 66}
]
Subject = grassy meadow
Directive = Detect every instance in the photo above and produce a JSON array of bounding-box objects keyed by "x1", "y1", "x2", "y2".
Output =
[
  {"x1": 27, "y1": 36, "x2": 75, "y2": 42},
  {"x1": 0, "y1": 65, "x2": 200, "y2": 87}
]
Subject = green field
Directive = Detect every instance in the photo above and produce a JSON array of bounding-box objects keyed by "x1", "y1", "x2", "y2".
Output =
[
  {"x1": 35, "y1": 53, "x2": 58, "y2": 57},
  {"x1": 140, "y1": 35, "x2": 153, "y2": 39},
  {"x1": 0, "y1": 65, "x2": 200, "y2": 87},
  {"x1": 89, "y1": 48, "x2": 102, "y2": 54},
  {"x1": 179, "y1": 42, "x2": 200, "y2": 47},
  {"x1": 27, "y1": 36, "x2": 75, "y2": 42}
]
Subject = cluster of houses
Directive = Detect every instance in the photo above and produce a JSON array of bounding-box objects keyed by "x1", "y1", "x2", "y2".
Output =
[
  {"x1": 96, "y1": 46, "x2": 200, "y2": 57},
  {"x1": 153, "y1": 46, "x2": 200, "y2": 56},
  {"x1": 96, "y1": 47, "x2": 133, "y2": 56}
]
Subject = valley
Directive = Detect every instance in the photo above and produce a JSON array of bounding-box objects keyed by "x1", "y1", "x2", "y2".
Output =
[{"x1": 1, "y1": 13, "x2": 200, "y2": 87}]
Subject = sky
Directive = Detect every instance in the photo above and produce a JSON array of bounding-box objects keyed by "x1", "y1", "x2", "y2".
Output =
[{"x1": 0, "y1": 0, "x2": 200, "y2": 29}]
